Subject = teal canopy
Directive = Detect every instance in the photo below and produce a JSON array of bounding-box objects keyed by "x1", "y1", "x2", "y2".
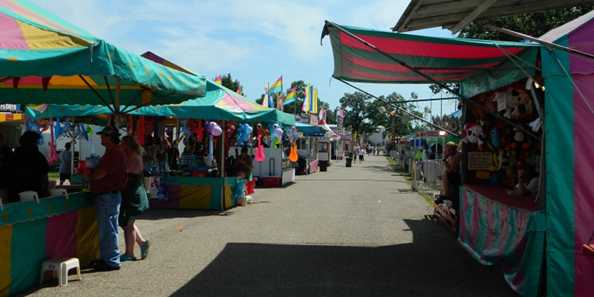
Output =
[
  {"x1": 27, "y1": 81, "x2": 296, "y2": 125},
  {"x1": 295, "y1": 122, "x2": 325, "y2": 137},
  {"x1": 0, "y1": 0, "x2": 206, "y2": 106}
]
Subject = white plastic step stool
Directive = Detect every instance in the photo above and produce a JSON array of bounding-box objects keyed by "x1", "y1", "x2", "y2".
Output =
[{"x1": 40, "y1": 258, "x2": 81, "y2": 286}]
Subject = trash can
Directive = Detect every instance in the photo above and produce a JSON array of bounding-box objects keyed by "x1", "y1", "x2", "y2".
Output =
[{"x1": 346, "y1": 158, "x2": 352, "y2": 167}]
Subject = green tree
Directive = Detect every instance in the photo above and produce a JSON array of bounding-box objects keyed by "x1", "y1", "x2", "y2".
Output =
[
  {"x1": 220, "y1": 73, "x2": 244, "y2": 95},
  {"x1": 430, "y1": 5, "x2": 592, "y2": 94},
  {"x1": 460, "y1": 5, "x2": 593, "y2": 41},
  {"x1": 340, "y1": 92, "x2": 373, "y2": 142}
]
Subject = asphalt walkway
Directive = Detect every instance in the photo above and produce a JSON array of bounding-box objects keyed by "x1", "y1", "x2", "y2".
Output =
[{"x1": 29, "y1": 155, "x2": 515, "y2": 297}]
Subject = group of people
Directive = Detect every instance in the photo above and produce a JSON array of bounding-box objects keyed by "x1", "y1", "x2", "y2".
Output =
[
  {"x1": 352, "y1": 145, "x2": 366, "y2": 163},
  {"x1": 0, "y1": 128, "x2": 152, "y2": 271}
]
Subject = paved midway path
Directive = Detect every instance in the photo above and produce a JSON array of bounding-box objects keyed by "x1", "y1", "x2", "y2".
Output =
[{"x1": 31, "y1": 156, "x2": 515, "y2": 297}]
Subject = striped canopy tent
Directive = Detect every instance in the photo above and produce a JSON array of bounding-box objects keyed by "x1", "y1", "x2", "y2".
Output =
[
  {"x1": 321, "y1": 22, "x2": 538, "y2": 97},
  {"x1": 0, "y1": 0, "x2": 206, "y2": 108},
  {"x1": 28, "y1": 81, "x2": 296, "y2": 125}
]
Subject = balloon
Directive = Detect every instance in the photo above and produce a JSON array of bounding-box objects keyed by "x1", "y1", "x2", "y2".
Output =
[
  {"x1": 207, "y1": 121, "x2": 223, "y2": 137},
  {"x1": 271, "y1": 123, "x2": 283, "y2": 147}
]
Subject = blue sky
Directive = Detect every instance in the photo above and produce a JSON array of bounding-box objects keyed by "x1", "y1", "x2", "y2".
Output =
[{"x1": 33, "y1": 0, "x2": 458, "y2": 116}]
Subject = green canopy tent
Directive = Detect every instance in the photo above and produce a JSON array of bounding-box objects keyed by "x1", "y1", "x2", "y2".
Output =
[
  {"x1": 27, "y1": 80, "x2": 296, "y2": 125},
  {"x1": 0, "y1": 0, "x2": 206, "y2": 109}
]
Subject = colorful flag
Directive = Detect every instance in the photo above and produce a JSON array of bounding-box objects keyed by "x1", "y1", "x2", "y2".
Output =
[
  {"x1": 276, "y1": 93, "x2": 285, "y2": 110},
  {"x1": 262, "y1": 92, "x2": 269, "y2": 108},
  {"x1": 214, "y1": 75, "x2": 222, "y2": 85},
  {"x1": 302, "y1": 85, "x2": 318, "y2": 114},
  {"x1": 319, "y1": 108, "x2": 327, "y2": 125},
  {"x1": 283, "y1": 89, "x2": 297, "y2": 106},
  {"x1": 269, "y1": 76, "x2": 283, "y2": 94}
]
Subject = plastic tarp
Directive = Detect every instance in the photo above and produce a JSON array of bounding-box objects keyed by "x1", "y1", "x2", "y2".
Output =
[{"x1": 0, "y1": 0, "x2": 206, "y2": 106}]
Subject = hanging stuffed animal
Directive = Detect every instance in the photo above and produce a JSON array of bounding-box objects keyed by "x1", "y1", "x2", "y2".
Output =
[
  {"x1": 462, "y1": 123, "x2": 485, "y2": 148},
  {"x1": 236, "y1": 123, "x2": 253, "y2": 146},
  {"x1": 255, "y1": 133, "x2": 266, "y2": 162},
  {"x1": 288, "y1": 126, "x2": 299, "y2": 162},
  {"x1": 509, "y1": 89, "x2": 534, "y2": 121},
  {"x1": 206, "y1": 122, "x2": 222, "y2": 164},
  {"x1": 271, "y1": 123, "x2": 283, "y2": 148},
  {"x1": 225, "y1": 122, "x2": 236, "y2": 153},
  {"x1": 254, "y1": 124, "x2": 266, "y2": 162}
]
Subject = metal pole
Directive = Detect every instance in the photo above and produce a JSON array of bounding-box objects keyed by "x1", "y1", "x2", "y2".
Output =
[
  {"x1": 220, "y1": 120, "x2": 226, "y2": 211},
  {"x1": 336, "y1": 78, "x2": 459, "y2": 136},
  {"x1": 486, "y1": 25, "x2": 594, "y2": 61}
]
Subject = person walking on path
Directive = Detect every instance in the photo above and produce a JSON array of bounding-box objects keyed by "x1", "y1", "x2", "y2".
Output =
[
  {"x1": 119, "y1": 135, "x2": 150, "y2": 262},
  {"x1": 88, "y1": 126, "x2": 128, "y2": 271},
  {"x1": 353, "y1": 146, "x2": 361, "y2": 164},
  {"x1": 59, "y1": 142, "x2": 72, "y2": 185},
  {"x1": 358, "y1": 145, "x2": 365, "y2": 162}
]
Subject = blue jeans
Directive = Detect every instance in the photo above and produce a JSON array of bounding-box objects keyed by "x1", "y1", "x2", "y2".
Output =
[{"x1": 95, "y1": 192, "x2": 122, "y2": 267}]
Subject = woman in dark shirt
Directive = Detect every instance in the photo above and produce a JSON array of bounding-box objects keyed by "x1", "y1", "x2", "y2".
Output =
[{"x1": 8, "y1": 131, "x2": 49, "y2": 202}]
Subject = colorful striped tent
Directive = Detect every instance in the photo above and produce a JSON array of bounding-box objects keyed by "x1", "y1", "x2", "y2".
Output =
[
  {"x1": 0, "y1": 193, "x2": 99, "y2": 297},
  {"x1": 0, "y1": 0, "x2": 206, "y2": 107},
  {"x1": 322, "y1": 16, "x2": 594, "y2": 297}
]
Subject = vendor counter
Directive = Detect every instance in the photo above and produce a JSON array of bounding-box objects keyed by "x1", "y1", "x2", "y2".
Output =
[
  {"x1": 149, "y1": 176, "x2": 246, "y2": 211},
  {"x1": 0, "y1": 192, "x2": 99, "y2": 297},
  {"x1": 458, "y1": 185, "x2": 545, "y2": 297}
]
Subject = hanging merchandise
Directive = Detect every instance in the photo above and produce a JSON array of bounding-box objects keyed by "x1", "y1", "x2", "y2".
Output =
[
  {"x1": 48, "y1": 120, "x2": 58, "y2": 165},
  {"x1": 236, "y1": 123, "x2": 253, "y2": 146},
  {"x1": 289, "y1": 143, "x2": 298, "y2": 162},
  {"x1": 271, "y1": 123, "x2": 283, "y2": 147},
  {"x1": 225, "y1": 122, "x2": 237, "y2": 153},
  {"x1": 255, "y1": 133, "x2": 266, "y2": 162}
]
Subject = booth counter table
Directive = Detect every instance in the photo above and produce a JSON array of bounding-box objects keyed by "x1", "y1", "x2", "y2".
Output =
[
  {"x1": 458, "y1": 185, "x2": 545, "y2": 297},
  {"x1": 0, "y1": 192, "x2": 100, "y2": 297},
  {"x1": 149, "y1": 176, "x2": 246, "y2": 211}
]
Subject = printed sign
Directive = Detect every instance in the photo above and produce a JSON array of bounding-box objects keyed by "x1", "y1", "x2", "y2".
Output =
[{"x1": 468, "y1": 152, "x2": 493, "y2": 171}]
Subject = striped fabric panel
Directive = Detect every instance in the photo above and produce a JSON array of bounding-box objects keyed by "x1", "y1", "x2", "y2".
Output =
[
  {"x1": 327, "y1": 25, "x2": 534, "y2": 84},
  {"x1": 0, "y1": 225, "x2": 12, "y2": 297},
  {"x1": 10, "y1": 219, "x2": 46, "y2": 295}
]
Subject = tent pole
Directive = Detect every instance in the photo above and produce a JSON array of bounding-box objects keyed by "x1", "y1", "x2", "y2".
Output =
[
  {"x1": 323, "y1": 21, "x2": 538, "y2": 140},
  {"x1": 220, "y1": 120, "x2": 226, "y2": 211},
  {"x1": 79, "y1": 75, "x2": 114, "y2": 113},
  {"x1": 486, "y1": 25, "x2": 594, "y2": 61},
  {"x1": 336, "y1": 78, "x2": 459, "y2": 136}
]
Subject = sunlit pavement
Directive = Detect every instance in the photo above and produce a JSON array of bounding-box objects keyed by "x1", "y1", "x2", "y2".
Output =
[{"x1": 29, "y1": 155, "x2": 515, "y2": 297}]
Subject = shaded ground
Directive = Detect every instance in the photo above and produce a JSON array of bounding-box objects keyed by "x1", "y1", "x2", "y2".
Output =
[{"x1": 29, "y1": 156, "x2": 515, "y2": 297}]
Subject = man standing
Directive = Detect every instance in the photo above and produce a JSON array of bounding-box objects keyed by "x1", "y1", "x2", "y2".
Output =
[
  {"x1": 88, "y1": 126, "x2": 127, "y2": 271},
  {"x1": 59, "y1": 142, "x2": 72, "y2": 185}
]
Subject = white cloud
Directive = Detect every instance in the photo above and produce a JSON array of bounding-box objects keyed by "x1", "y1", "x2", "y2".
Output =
[{"x1": 347, "y1": 0, "x2": 409, "y2": 29}]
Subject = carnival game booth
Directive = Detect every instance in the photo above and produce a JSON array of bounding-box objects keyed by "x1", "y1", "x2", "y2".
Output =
[
  {"x1": 0, "y1": 1, "x2": 206, "y2": 295},
  {"x1": 249, "y1": 110, "x2": 297, "y2": 188},
  {"x1": 30, "y1": 81, "x2": 296, "y2": 211},
  {"x1": 322, "y1": 17, "x2": 594, "y2": 297},
  {"x1": 295, "y1": 123, "x2": 325, "y2": 175}
]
